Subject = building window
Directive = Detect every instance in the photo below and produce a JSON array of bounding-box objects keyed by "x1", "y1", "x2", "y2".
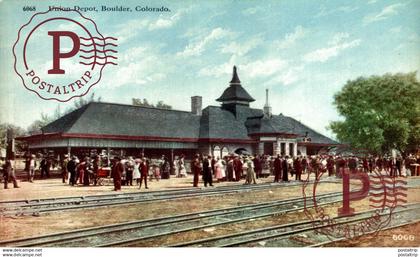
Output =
[
  {"x1": 281, "y1": 143, "x2": 286, "y2": 156},
  {"x1": 221, "y1": 146, "x2": 229, "y2": 157},
  {"x1": 263, "y1": 142, "x2": 273, "y2": 156},
  {"x1": 213, "y1": 146, "x2": 221, "y2": 158},
  {"x1": 289, "y1": 143, "x2": 294, "y2": 157}
]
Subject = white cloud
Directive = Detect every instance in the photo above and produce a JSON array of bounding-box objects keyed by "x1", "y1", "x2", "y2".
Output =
[
  {"x1": 148, "y1": 7, "x2": 192, "y2": 31},
  {"x1": 304, "y1": 35, "x2": 361, "y2": 63},
  {"x1": 220, "y1": 36, "x2": 263, "y2": 56},
  {"x1": 315, "y1": 4, "x2": 359, "y2": 18},
  {"x1": 314, "y1": 5, "x2": 328, "y2": 18},
  {"x1": 390, "y1": 26, "x2": 402, "y2": 33},
  {"x1": 337, "y1": 6, "x2": 359, "y2": 12},
  {"x1": 148, "y1": 12, "x2": 180, "y2": 30},
  {"x1": 114, "y1": 19, "x2": 149, "y2": 43},
  {"x1": 102, "y1": 45, "x2": 167, "y2": 88},
  {"x1": 363, "y1": 3, "x2": 405, "y2": 24},
  {"x1": 198, "y1": 58, "x2": 288, "y2": 79},
  {"x1": 198, "y1": 63, "x2": 233, "y2": 77},
  {"x1": 242, "y1": 7, "x2": 258, "y2": 16},
  {"x1": 328, "y1": 32, "x2": 350, "y2": 45},
  {"x1": 242, "y1": 59, "x2": 288, "y2": 78},
  {"x1": 271, "y1": 65, "x2": 305, "y2": 85},
  {"x1": 276, "y1": 26, "x2": 307, "y2": 49},
  {"x1": 177, "y1": 27, "x2": 235, "y2": 57}
]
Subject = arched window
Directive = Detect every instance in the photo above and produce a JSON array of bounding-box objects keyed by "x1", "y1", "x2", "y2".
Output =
[
  {"x1": 213, "y1": 145, "x2": 221, "y2": 158},
  {"x1": 221, "y1": 146, "x2": 229, "y2": 157}
]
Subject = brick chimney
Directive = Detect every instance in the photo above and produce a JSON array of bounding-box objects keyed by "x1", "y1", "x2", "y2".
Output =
[{"x1": 191, "y1": 96, "x2": 202, "y2": 115}]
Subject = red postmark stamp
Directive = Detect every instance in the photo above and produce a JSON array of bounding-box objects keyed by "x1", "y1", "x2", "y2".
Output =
[
  {"x1": 302, "y1": 161, "x2": 407, "y2": 240},
  {"x1": 13, "y1": 9, "x2": 118, "y2": 102}
]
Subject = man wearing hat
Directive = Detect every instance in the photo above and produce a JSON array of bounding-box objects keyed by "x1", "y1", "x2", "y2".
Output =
[
  {"x1": 67, "y1": 156, "x2": 78, "y2": 186},
  {"x1": 202, "y1": 155, "x2": 213, "y2": 187},
  {"x1": 139, "y1": 157, "x2": 149, "y2": 189},
  {"x1": 3, "y1": 156, "x2": 19, "y2": 189},
  {"x1": 112, "y1": 156, "x2": 124, "y2": 191},
  {"x1": 244, "y1": 156, "x2": 256, "y2": 185},
  {"x1": 273, "y1": 154, "x2": 282, "y2": 182},
  {"x1": 25, "y1": 154, "x2": 36, "y2": 183},
  {"x1": 192, "y1": 154, "x2": 202, "y2": 187},
  {"x1": 62, "y1": 154, "x2": 69, "y2": 183},
  {"x1": 233, "y1": 155, "x2": 243, "y2": 182},
  {"x1": 282, "y1": 156, "x2": 289, "y2": 182}
]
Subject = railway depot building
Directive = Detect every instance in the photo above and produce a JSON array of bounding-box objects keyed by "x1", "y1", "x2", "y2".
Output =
[{"x1": 18, "y1": 66, "x2": 338, "y2": 159}]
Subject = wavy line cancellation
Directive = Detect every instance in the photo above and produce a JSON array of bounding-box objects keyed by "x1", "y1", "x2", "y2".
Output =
[
  {"x1": 370, "y1": 198, "x2": 407, "y2": 204},
  {"x1": 80, "y1": 42, "x2": 118, "y2": 47},
  {"x1": 79, "y1": 61, "x2": 117, "y2": 66},
  {"x1": 370, "y1": 185, "x2": 407, "y2": 191},
  {"x1": 80, "y1": 36, "x2": 117, "y2": 41},
  {"x1": 79, "y1": 55, "x2": 117, "y2": 60},
  {"x1": 369, "y1": 192, "x2": 407, "y2": 198},
  {"x1": 369, "y1": 204, "x2": 402, "y2": 209},
  {"x1": 79, "y1": 49, "x2": 118, "y2": 53}
]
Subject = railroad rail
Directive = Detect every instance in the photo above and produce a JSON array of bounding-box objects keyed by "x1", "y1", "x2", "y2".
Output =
[
  {"x1": 170, "y1": 203, "x2": 420, "y2": 247},
  {"x1": 0, "y1": 191, "x2": 344, "y2": 247},
  {"x1": 0, "y1": 181, "x2": 334, "y2": 216}
]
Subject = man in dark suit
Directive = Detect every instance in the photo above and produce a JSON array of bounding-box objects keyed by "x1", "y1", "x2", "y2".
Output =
[
  {"x1": 253, "y1": 155, "x2": 262, "y2": 179},
  {"x1": 294, "y1": 156, "x2": 302, "y2": 181},
  {"x1": 67, "y1": 156, "x2": 77, "y2": 186},
  {"x1": 202, "y1": 155, "x2": 213, "y2": 187},
  {"x1": 273, "y1": 155, "x2": 282, "y2": 182},
  {"x1": 282, "y1": 156, "x2": 289, "y2": 182},
  {"x1": 139, "y1": 157, "x2": 149, "y2": 189},
  {"x1": 192, "y1": 154, "x2": 202, "y2": 187},
  {"x1": 111, "y1": 156, "x2": 123, "y2": 191},
  {"x1": 233, "y1": 156, "x2": 243, "y2": 181},
  {"x1": 327, "y1": 156, "x2": 335, "y2": 176}
]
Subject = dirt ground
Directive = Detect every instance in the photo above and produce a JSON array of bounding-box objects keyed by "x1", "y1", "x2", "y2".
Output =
[
  {"x1": 114, "y1": 188, "x2": 420, "y2": 247},
  {"x1": 1, "y1": 175, "x2": 419, "y2": 247},
  {"x1": 325, "y1": 222, "x2": 420, "y2": 247},
  {"x1": 0, "y1": 174, "x2": 328, "y2": 200}
]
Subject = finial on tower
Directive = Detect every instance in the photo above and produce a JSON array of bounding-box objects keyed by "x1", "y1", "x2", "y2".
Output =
[{"x1": 230, "y1": 65, "x2": 241, "y2": 84}]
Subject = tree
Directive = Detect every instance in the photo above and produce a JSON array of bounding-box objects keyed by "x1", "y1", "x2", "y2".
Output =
[
  {"x1": 73, "y1": 93, "x2": 101, "y2": 110},
  {"x1": 329, "y1": 72, "x2": 420, "y2": 156},
  {"x1": 27, "y1": 113, "x2": 52, "y2": 134},
  {"x1": 0, "y1": 123, "x2": 27, "y2": 153},
  {"x1": 27, "y1": 93, "x2": 103, "y2": 134},
  {"x1": 132, "y1": 98, "x2": 172, "y2": 110},
  {"x1": 156, "y1": 100, "x2": 172, "y2": 110}
]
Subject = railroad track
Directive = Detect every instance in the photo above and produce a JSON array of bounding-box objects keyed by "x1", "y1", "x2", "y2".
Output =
[
  {"x1": 308, "y1": 220, "x2": 420, "y2": 247},
  {"x1": 170, "y1": 203, "x2": 420, "y2": 247},
  {"x1": 0, "y1": 181, "x2": 332, "y2": 216},
  {"x1": 0, "y1": 191, "x2": 344, "y2": 247}
]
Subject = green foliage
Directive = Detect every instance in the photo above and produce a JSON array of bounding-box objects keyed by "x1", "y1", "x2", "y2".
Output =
[
  {"x1": 27, "y1": 93, "x2": 102, "y2": 134},
  {"x1": 74, "y1": 93, "x2": 101, "y2": 109},
  {"x1": 0, "y1": 123, "x2": 27, "y2": 152},
  {"x1": 329, "y1": 72, "x2": 420, "y2": 155},
  {"x1": 132, "y1": 98, "x2": 172, "y2": 110},
  {"x1": 27, "y1": 113, "x2": 52, "y2": 134}
]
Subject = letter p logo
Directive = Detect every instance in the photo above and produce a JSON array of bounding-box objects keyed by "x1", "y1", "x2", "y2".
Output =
[
  {"x1": 48, "y1": 31, "x2": 80, "y2": 74},
  {"x1": 338, "y1": 168, "x2": 370, "y2": 217}
]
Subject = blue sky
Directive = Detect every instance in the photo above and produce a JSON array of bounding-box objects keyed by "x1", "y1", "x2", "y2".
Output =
[{"x1": 0, "y1": 0, "x2": 419, "y2": 138}]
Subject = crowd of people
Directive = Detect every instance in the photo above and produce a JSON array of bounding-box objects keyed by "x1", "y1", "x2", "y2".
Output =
[{"x1": 1, "y1": 151, "x2": 420, "y2": 190}]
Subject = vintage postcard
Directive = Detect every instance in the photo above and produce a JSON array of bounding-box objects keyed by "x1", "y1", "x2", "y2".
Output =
[{"x1": 0, "y1": 0, "x2": 419, "y2": 256}]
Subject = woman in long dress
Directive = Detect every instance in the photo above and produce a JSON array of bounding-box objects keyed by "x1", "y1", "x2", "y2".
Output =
[
  {"x1": 215, "y1": 157, "x2": 225, "y2": 181},
  {"x1": 133, "y1": 159, "x2": 141, "y2": 185},
  {"x1": 178, "y1": 155, "x2": 187, "y2": 177}
]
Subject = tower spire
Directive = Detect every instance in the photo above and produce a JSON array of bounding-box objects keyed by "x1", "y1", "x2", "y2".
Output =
[
  {"x1": 263, "y1": 88, "x2": 272, "y2": 117},
  {"x1": 230, "y1": 65, "x2": 241, "y2": 84},
  {"x1": 264, "y1": 89, "x2": 269, "y2": 107}
]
